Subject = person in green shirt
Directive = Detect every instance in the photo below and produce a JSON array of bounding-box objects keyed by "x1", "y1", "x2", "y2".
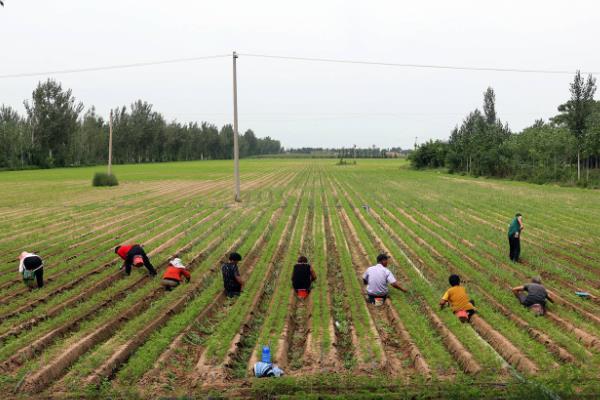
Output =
[{"x1": 508, "y1": 213, "x2": 524, "y2": 262}]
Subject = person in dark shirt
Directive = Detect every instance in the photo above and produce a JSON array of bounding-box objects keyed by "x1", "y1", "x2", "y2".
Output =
[
  {"x1": 291, "y1": 256, "x2": 316, "y2": 294},
  {"x1": 512, "y1": 276, "x2": 553, "y2": 315},
  {"x1": 18, "y1": 251, "x2": 44, "y2": 289},
  {"x1": 115, "y1": 244, "x2": 157, "y2": 276},
  {"x1": 222, "y1": 252, "x2": 243, "y2": 297},
  {"x1": 507, "y1": 213, "x2": 524, "y2": 262}
]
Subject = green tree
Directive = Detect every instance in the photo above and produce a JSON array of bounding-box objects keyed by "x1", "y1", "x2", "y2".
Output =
[
  {"x1": 483, "y1": 87, "x2": 497, "y2": 124},
  {"x1": 24, "y1": 79, "x2": 84, "y2": 167},
  {"x1": 553, "y1": 70, "x2": 597, "y2": 181}
]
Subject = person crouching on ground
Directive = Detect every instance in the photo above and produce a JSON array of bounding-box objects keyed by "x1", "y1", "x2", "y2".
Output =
[
  {"x1": 18, "y1": 251, "x2": 44, "y2": 289},
  {"x1": 222, "y1": 252, "x2": 243, "y2": 298},
  {"x1": 512, "y1": 276, "x2": 553, "y2": 316},
  {"x1": 440, "y1": 274, "x2": 476, "y2": 322},
  {"x1": 115, "y1": 244, "x2": 157, "y2": 276},
  {"x1": 291, "y1": 255, "x2": 316, "y2": 298},
  {"x1": 161, "y1": 258, "x2": 190, "y2": 291},
  {"x1": 362, "y1": 253, "x2": 407, "y2": 305}
]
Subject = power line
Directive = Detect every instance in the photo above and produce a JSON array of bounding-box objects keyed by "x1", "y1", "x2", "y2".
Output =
[
  {"x1": 240, "y1": 52, "x2": 599, "y2": 75},
  {"x1": 0, "y1": 54, "x2": 230, "y2": 80},
  {"x1": 0, "y1": 52, "x2": 597, "y2": 80}
]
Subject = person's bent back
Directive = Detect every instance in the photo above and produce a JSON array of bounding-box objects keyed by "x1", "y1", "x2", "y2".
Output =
[
  {"x1": 161, "y1": 258, "x2": 190, "y2": 291},
  {"x1": 512, "y1": 276, "x2": 553, "y2": 315},
  {"x1": 291, "y1": 256, "x2": 316, "y2": 295},
  {"x1": 362, "y1": 254, "x2": 407, "y2": 304},
  {"x1": 18, "y1": 251, "x2": 44, "y2": 289},
  {"x1": 222, "y1": 252, "x2": 243, "y2": 298},
  {"x1": 440, "y1": 274, "x2": 476, "y2": 321},
  {"x1": 115, "y1": 244, "x2": 157, "y2": 276}
]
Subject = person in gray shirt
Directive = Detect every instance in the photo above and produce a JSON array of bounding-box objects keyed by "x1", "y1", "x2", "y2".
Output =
[
  {"x1": 512, "y1": 276, "x2": 554, "y2": 315},
  {"x1": 362, "y1": 254, "x2": 407, "y2": 304}
]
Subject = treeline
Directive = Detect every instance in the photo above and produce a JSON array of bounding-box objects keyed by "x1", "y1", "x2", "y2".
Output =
[
  {"x1": 285, "y1": 147, "x2": 408, "y2": 158},
  {"x1": 410, "y1": 72, "x2": 600, "y2": 186},
  {"x1": 0, "y1": 79, "x2": 282, "y2": 169}
]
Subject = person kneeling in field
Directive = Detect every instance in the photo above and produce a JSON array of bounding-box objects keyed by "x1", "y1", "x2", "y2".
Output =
[
  {"x1": 222, "y1": 252, "x2": 243, "y2": 298},
  {"x1": 161, "y1": 258, "x2": 190, "y2": 291},
  {"x1": 512, "y1": 276, "x2": 553, "y2": 316},
  {"x1": 363, "y1": 254, "x2": 407, "y2": 305},
  {"x1": 440, "y1": 274, "x2": 476, "y2": 322},
  {"x1": 115, "y1": 244, "x2": 157, "y2": 276},
  {"x1": 291, "y1": 256, "x2": 316, "y2": 298},
  {"x1": 18, "y1": 251, "x2": 44, "y2": 289}
]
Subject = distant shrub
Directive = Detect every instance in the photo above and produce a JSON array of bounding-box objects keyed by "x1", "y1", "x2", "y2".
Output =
[{"x1": 92, "y1": 172, "x2": 119, "y2": 187}]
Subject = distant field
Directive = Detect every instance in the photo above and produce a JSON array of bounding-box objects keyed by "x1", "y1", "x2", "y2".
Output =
[{"x1": 0, "y1": 159, "x2": 598, "y2": 399}]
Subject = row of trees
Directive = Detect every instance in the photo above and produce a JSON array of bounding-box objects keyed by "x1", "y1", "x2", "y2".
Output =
[
  {"x1": 410, "y1": 72, "x2": 600, "y2": 185},
  {"x1": 285, "y1": 147, "x2": 408, "y2": 158},
  {"x1": 0, "y1": 79, "x2": 282, "y2": 169}
]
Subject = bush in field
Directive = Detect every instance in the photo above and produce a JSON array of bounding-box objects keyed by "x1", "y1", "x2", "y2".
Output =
[{"x1": 92, "y1": 172, "x2": 119, "y2": 187}]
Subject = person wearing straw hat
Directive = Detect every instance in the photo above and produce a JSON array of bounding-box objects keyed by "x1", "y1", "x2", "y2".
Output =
[
  {"x1": 18, "y1": 251, "x2": 44, "y2": 289},
  {"x1": 161, "y1": 258, "x2": 191, "y2": 291}
]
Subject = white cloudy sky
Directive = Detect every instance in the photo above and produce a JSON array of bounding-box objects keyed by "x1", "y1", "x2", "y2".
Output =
[{"x1": 1, "y1": 1, "x2": 598, "y2": 149}]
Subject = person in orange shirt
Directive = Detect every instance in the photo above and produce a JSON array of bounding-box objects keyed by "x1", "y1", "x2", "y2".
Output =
[
  {"x1": 439, "y1": 274, "x2": 476, "y2": 322},
  {"x1": 161, "y1": 258, "x2": 191, "y2": 291}
]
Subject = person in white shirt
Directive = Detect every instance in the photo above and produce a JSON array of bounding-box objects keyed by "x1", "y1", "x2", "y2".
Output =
[
  {"x1": 18, "y1": 251, "x2": 44, "y2": 289},
  {"x1": 362, "y1": 254, "x2": 407, "y2": 304}
]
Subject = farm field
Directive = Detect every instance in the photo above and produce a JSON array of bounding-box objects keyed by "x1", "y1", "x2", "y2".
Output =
[{"x1": 0, "y1": 158, "x2": 599, "y2": 399}]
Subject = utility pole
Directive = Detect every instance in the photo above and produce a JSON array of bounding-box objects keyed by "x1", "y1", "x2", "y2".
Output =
[
  {"x1": 108, "y1": 110, "x2": 113, "y2": 175},
  {"x1": 233, "y1": 51, "x2": 241, "y2": 202}
]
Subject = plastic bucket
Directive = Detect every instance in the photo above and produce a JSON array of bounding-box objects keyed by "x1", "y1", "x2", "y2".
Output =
[
  {"x1": 530, "y1": 304, "x2": 544, "y2": 316},
  {"x1": 132, "y1": 255, "x2": 144, "y2": 267},
  {"x1": 297, "y1": 289, "x2": 308, "y2": 299},
  {"x1": 455, "y1": 310, "x2": 469, "y2": 322}
]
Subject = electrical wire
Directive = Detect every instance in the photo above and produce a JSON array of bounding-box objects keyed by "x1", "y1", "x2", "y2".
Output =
[
  {"x1": 0, "y1": 52, "x2": 597, "y2": 80},
  {"x1": 0, "y1": 54, "x2": 230, "y2": 79},
  {"x1": 240, "y1": 52, "x2": 599, "y2": 75}
]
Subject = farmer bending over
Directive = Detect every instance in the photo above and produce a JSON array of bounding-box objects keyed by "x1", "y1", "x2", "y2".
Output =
[
  {"x1": 222, "y1": 252, "x2": 243, "y2": 298},
  {"x1": 440, "y1": 274, "x2": 476, "y2": 322},
  {"x1": 512, "y1": 276, "x2": 553, "y2": 316},
  {"x1": 291, "y1": 255, "x2": 316, "y2": 298},
  {"x1": 115, "y1": 244, "x2": 157, "y2": 276},
  {"x1": 161, "y1": 258, "x2": 190, "y2": 291},
  {"x1": 18, "y1": 251, "x2": 44, "y2": 289},
  {"x1": 362, "y1": 253, "x2": 407, "y2": 305}
]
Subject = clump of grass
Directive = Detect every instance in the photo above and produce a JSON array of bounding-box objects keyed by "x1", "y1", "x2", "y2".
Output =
[{"x1": 92, "y1": 172, "x2": 119, "y2": 186}]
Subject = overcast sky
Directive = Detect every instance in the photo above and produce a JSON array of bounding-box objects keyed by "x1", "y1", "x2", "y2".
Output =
[{"x1": 1, "y1": 1, "x2": 598, "y2": 149}]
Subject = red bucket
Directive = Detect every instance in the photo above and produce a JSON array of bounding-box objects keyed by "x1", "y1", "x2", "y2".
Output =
[
  {"x1": 132, "y1": 255, "x2": 144, "y2": 267},
  {"x1": 297, "y1": 289, "x2": 308, "y2": 299},
  {"x1": 455, "y1": 310, "x2": 469, "y2": 322}
]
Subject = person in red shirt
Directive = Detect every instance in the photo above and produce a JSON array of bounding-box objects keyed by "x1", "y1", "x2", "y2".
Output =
[
  {"x1": 161, "y1": 258, "x2": 191, "y2": 290},
  {"x1": 115, "y1": 244, "x2": 157, "y2": 276}
]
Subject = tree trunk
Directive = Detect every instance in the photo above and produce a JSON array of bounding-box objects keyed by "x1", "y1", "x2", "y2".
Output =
[
  {"x1": 577, "y1": 150, "x2": 581, "y2": 181},
  {"x1": 587, "y1": 157, "x2": 590, "y2": 181}
]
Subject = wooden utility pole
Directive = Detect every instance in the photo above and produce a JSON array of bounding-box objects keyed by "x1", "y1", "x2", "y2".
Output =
[
  {"x1": 108, "y1": 110, "x2": 113, "y2": 175},
  {"x1": 233, "y1": 51, "x2": 241, "y2": 202}
]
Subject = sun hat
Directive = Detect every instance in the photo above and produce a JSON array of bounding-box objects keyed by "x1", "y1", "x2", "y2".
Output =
[{"x1": 170, "y1": 258, "x2": 186, "y2": 269}]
